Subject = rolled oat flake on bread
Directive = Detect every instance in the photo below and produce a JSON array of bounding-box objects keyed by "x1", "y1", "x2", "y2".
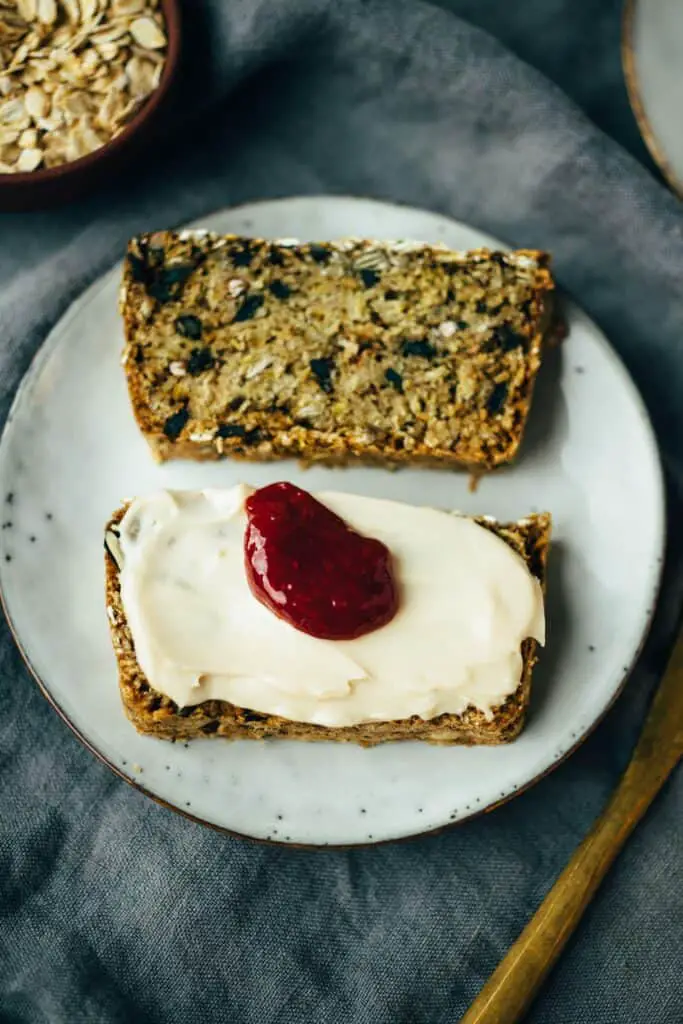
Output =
[{"x1": 120, "y1": 233, "x2": 560, "y2": 469}]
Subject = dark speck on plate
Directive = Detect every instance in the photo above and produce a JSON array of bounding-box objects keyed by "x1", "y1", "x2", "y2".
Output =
[
  {"x1": 5, "y1": 493, "x2": 13, "y2": 504},
  {"x1": 4, "y1": 554, "x2": 11, "y2": 563}
]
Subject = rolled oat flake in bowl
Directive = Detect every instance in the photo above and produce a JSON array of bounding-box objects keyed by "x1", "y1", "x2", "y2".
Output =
[{"x1": 0, "y1": 0, "x2": 168, "y2": 173}]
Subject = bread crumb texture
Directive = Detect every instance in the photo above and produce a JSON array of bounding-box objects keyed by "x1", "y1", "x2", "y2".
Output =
[{"x1": 121, "y1": 233, "x2": 557, "y2": 469}]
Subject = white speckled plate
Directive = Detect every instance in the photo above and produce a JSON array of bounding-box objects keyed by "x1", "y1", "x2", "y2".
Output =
[
  {"x1": 624, "y1": 0, "x2": 683, "y2": 195},
  {"x1": 0, "y1": 197, "x2": 665, "y2": 847}
]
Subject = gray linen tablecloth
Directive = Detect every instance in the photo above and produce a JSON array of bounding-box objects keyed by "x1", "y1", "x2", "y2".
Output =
[{"x1": 1, "y1": 1, "x2": 681, "y2": 1021}]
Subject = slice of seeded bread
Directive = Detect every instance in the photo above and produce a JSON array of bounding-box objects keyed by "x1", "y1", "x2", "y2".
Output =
[
  {"x1": 120, "y1": 233, "x2": 560, "y2": 470},
  {"x1": 104, "y1": 508, "x2": 551, "y2": 746}
]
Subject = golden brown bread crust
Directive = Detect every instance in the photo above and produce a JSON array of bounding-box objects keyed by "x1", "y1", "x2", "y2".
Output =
[
  {"x1": 120, "y1": 233, "x2": 559, "y2": 470},
  {"x1": 105, "y1": 507, "x2": 551, "y2": 745}
]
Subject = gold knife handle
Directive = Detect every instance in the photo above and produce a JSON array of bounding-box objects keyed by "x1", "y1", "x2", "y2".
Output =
[{"x1": 461, "y1": 629, "x2": 683, "y2": 1024}]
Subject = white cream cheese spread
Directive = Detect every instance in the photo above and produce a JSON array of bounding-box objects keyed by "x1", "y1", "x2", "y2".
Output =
[{"x1": 114, "y1": 485, "x2": 545, "y2": 726}]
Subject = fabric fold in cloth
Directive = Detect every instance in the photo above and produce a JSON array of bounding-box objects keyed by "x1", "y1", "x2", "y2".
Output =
[{"x1": 0, "y1": 1, "x2": 681, "y2": 1022}]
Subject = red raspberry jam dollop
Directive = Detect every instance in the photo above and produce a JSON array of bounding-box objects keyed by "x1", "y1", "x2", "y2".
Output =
[{"x1": 244, "y1": 482, "x2": 399, "y2": 640}]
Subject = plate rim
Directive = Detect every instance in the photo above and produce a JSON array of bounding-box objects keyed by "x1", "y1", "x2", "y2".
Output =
[
  {"x1": 0, "y1": 195, "x2": 667, "y2": 848},
  {"x1": 622, "y1": 0, "x2": 683, "y2": 198}
]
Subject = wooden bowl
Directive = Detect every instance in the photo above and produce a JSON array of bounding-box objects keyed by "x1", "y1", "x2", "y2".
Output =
[{"x1": 0, "y1": 0, "x2": 181, "y2": 212}]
